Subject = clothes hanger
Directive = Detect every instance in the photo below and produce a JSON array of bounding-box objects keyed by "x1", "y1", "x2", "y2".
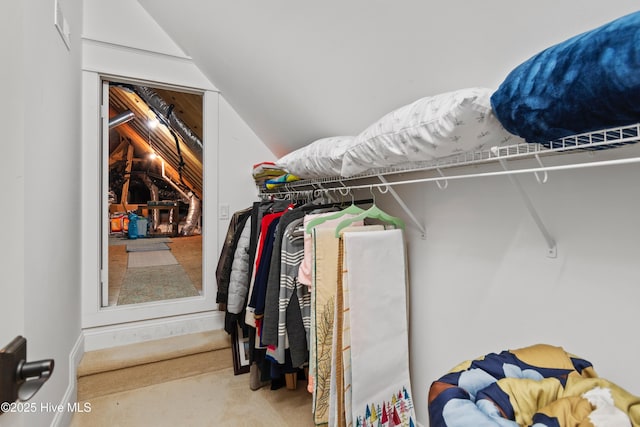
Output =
[
  {"x1": 334, "y1": 185, "x2": 405, "y2": 237},
  {"x1": 305, "y1": 187, "x2": 366, "y2": 234}
]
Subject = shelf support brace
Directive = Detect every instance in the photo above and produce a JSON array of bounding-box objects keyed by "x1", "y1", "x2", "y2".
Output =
[
  {"x1": 497, "y1": 158, "x2": 557, "y2": 258},
  {"x1": 377, "y1": 175, "x2": 427, "y2": 239},
  {"x1": 533, "y1": 154, "x2": 548, "y2": 184},
  {"x1": 435, "y1": 168, "x2": 449, "y2": 190}
]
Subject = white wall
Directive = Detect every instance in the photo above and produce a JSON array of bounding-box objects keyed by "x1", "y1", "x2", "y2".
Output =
[
  {"x1": 82, "y1": 0, "x2": 186, "y2": 58},
  {"x1": 376, "y1": 145, "x2": 640, "y2": 425},
  {"x1": 217, "y1": 97, "x2": 276, "y2": 251},
  {"x1": 0, "y1": 0, "x2": 83, "y2": 426},
  {"x1": 80, "y1": 0, "x2": 272, "y2": 346},
  {"x1": 0, "y1": 0, "x2": 26, "y2": 345},
  {"x1": 0, "y1": 2, "x2": 26, "y2": 425}
]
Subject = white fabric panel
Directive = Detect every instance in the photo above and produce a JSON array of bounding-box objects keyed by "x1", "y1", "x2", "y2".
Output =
[{"x1": 344, "y1": 229, "x2": 416, "y2": 427}]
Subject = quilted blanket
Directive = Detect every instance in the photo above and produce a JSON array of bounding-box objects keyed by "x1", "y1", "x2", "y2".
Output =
[{"x1": 428, "y1": 344, "x2": 640, "y2": 427}]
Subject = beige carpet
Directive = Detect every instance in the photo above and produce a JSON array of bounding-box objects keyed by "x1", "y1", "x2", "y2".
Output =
[
  {"x1": 77, "y1": 331, "x2": 229, "y2": 377},
  {"x1": 70, "y1": 367, "x2": 315, "y2": 427}
]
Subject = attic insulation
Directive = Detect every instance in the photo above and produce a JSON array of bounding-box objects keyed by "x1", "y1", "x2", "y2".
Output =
[{"x1": 180, "y1": 192, "x2": 201, "y2": 236}]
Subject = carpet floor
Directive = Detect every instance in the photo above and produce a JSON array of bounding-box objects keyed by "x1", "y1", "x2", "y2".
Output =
[{"x1": 70, "y1": 368, "x2": 315, "y2": 427}]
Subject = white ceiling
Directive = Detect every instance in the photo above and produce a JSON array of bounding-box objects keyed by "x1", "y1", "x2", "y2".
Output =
[{"x1": 138, "y1": 0, "x2": 638, "y2": 157}]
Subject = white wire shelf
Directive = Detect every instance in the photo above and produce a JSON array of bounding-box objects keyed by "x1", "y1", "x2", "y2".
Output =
[
  {"x1": 258, "y1": 123, "x2": 640, "y2": 198},
  {"x1": 257, "y1": 123, "x2": 640, "y2": 254}
]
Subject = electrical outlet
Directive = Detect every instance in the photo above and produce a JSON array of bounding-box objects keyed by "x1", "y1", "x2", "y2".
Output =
[{"x1": 0, "y1": 336, "x2": 26, "y2": 412}]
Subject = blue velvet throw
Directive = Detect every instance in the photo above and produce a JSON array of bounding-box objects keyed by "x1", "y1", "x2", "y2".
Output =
[{"x1": 491, "y1": 11, "x2": 640, "y2": 145}]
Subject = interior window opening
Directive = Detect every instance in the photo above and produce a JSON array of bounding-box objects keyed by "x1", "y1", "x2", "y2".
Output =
[{"x1": 104, "y1": 79, "x2": 204, "y2": 307}]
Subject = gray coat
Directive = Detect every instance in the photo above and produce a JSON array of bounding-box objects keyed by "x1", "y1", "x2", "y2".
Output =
[{"x1": 226, "y1": 218, "x2": 253, "y2": 314}]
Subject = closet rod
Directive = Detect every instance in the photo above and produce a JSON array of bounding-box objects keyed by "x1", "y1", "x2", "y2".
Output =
[{"x1": 260, "y1": 156, "x2": 640, "y2": 249}]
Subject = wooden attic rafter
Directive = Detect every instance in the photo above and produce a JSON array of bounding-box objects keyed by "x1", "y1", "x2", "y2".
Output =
[
  {"x1": 109, "y1": 108, "x2": 202, "y2": 200},
  {"x1": 108, "y1": 85, "x2": 203, "y2": 198}
]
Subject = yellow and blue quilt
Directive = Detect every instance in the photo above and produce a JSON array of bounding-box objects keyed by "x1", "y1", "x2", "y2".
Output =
[{"x1": 428, "y1": 344, "x2": 640, "y2": 427}]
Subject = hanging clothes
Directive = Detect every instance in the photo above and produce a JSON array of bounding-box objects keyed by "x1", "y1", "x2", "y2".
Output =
[
  {"x1": 298, "y1": 210, "x2": 362, "y2": 287},
  {"x1": 226, "y1": 218, "x2": 252, "y2": 315},
  {"x1": 215, "y1": 194, "x2": 415, "y2": 427},
  {"x1": 215, "y1": 206, "x2": 252, "y2": 309},
  {"x1": 296, "y1": 211, "x2": 363, "y2": 425},
  {"x1": 246, "y1": 209, "x2": 287, "y2": 330},
  {"x1": 264, "y1": 217, "x2": 308, "y2": 366},
  {"x1": 243, "y1": 200, "x2": 291, "y2": 382},
  {"x1": 261, "y1": 208, "x2": 307, "y2": 348}
]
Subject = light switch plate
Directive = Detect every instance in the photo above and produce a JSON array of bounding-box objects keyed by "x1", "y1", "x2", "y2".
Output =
[{"x1": 219, "y1": 204, "x2": 230, "y2": 220}]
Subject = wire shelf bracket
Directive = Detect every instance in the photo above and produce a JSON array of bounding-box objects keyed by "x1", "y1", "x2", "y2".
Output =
[
  {"x1": 496, "y1": 156, "x2": 557, "y2": 258},
  {"x1": 377, "y1": 175, "x2": 427, "y2": 239}
]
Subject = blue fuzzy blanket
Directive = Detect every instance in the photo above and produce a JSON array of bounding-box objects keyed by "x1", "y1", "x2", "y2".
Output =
[{"x1": 491, "y1": 12, "x2": 640, "y2": 144}]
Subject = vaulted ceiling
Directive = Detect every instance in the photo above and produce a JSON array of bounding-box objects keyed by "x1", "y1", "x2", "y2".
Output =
[{"x1": 137, "y1": 1, "x2": 638, "y2": 157}]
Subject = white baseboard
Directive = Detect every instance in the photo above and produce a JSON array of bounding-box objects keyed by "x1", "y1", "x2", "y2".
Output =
[
  {"x1": 51, "y1": 332, "x2": 84, "y2": 427},
  {"x1": 82, "y1": 310, "x2": 225, "y2": 351}
]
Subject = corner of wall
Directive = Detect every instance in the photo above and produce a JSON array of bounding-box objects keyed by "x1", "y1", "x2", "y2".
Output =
[{"x1": 51, "y1": 332, "x2": 85, "y2": 427}]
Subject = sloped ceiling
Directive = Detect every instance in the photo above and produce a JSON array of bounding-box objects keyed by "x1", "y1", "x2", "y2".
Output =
[{"x1": 138, "y1": 0, "x2": 638, "y2": 157}]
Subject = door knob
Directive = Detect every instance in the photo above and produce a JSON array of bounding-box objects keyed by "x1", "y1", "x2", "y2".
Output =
[
  {"x1": 0, "y1": 336, "x2": 55, "y2": 413},
  {"x1": 16, "y1": 358, "x2": 54, "y2": 401}
]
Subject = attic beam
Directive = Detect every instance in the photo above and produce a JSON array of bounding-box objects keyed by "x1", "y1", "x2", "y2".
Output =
[
  {"x1": 110, "y1": 88, "x2": 203, "y2": 167},
  {"x1": 114, "y1": 122, "x2": 193, "y2": 191},
  {"x1": 108, "y1": 136, "x2": 129, "y2": 167},
  {"x1": 121, "y1": 143, "x2": 134, "y2": 211},
  {"x1": 107, "y1": 100, "x2": 203, "y2": 192},
  {"x1": 109, "y1": 111, "x2": 201, "y2": 199}
]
